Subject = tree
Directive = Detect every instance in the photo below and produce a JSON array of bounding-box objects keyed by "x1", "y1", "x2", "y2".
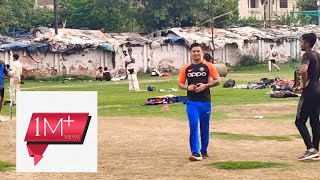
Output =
[
  {"x1": 59, "y1": 0, "x2": 137, "y2": 32},
  {"x1": 0, "y1": 0, "x2": 240, "y2": 34},
  {"x1": 136, "y1": 0, "x2": 238, "y2": 32},
  {"x1": 0, "y1": 0, "x2": 54, "y2": 34},
  {"x1": 296, "y1": 0, "x2": 317, "y2": 25}
]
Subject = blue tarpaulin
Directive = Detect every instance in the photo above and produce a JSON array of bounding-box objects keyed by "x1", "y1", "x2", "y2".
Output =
[
  {"x1": 26, "y1": 43, "x2": 49, "y2": 53},
  {"x1": 169, "y1": 36, "x2": 184, "y2": 43},
  {"x1": 101, "y1": 43, "x2": 114, "y2": 52},
  {"x1": 0, "y1": 42, "x2": 29, "y2": 51}
]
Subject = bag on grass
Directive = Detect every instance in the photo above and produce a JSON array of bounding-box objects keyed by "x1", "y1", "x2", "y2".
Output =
[
  {"x1": 147, "y1": 86, "x2": 156, "y2": 91},
  {"x1": 223, "y1": 79, "x2": 235, "y2": 88}
]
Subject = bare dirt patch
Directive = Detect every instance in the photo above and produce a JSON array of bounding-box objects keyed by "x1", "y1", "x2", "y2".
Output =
[
  {"x1": 1, "y1": 102, "x2": 319, "y2": 180},
  {"x1": 215, "y1": 101, "x2": 297, "y2": 118}
]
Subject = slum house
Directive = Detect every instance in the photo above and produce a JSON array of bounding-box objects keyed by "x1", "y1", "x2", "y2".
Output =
[
  {"x1": 233, "y1": 26, "x2": 300, "y2": 62},
  {"x1": 105, "y1": 33, "x2": 152, "y2": 74},
  {"x1": 227, "y1": 25, "x2": 320, "y2": 63},
  {"x1": 0, "y1": 27, "x2": 114, "y2": 77},
  {"x1": 289, "y1": 25, "x2": 320, "y2": 56},
  {"x1": 146, "y1": 27, "x2": 245, "y2": 68}
]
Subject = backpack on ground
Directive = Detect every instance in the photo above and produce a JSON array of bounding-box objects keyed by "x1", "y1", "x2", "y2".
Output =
[
  {"x1": 147, "y1": 86, "x2": 156, "y2": 91},
  {"x1": 223, "y1": 79, "x2": 236, "y2": 88},
  {"x1": 260, "y1": 78, "x2": 274, "y2": 86}
]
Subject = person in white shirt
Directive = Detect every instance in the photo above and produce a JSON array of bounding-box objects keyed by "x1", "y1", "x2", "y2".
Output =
[
  {"x1": 266, "y1": 45, "x2": 280, "y2": 72},
  {"x1": 10, "y1": 54, "x2": 23, "y2": 105},
  {"x1": 125, "y1": 48, "x2": 140, "y2": 91}
]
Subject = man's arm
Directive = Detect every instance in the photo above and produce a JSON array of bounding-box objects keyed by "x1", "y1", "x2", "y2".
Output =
[
  {"x1": 7, "y1": 71, "x2": 15, "y2": 78},
  {"x1": 301, "y1": 54, "x2": 310, "y2": 89},
  {"x1": 178, "y1": 65, "x2": 197, "y2": 91},
  {"x1": 125, "y1": 55, "x2": 136, "y2": 67},
  {"x1": 208, "y1": 64, "x2": 221, "y2": 88},
  {"x1": 301, "y1": 63, "x2": 309, "y2": 88},
  {"x1": 130, "y1": 55, "x2": 135, "y2": 63},
  {"x1": 178, "y1": 66, "x2": 187, "y2": 90},
  {"x1": 4, "y1": 67, "x2": 14, "y2": 78},
  {"x1": 194, "y1": 64, "x2": 220, "y2": 93},
  {"x1": 178, "y1": 82, "x2": 188, "y2": 90},
  {"x1": 179, "y1": 83, "x2": 197, "y2": 91}
]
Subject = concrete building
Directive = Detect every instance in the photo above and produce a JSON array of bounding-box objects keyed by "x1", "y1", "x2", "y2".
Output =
[
  {"x1": 34, "y1": 0, "x2": 54, "y2": 9},
  {"x1": 238, "y1": 0, "x2": 295, "y2": 21},
  {"x1": 0, "y1": 28, "x2": 114, "y2": 77}
]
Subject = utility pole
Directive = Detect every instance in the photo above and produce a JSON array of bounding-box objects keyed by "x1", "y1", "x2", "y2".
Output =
[
  {"x1": 263, "y1": 0, "x2": 267, "y2": 28},
  {"x1": 54, "y1": 0, "x2": 58, "y2": 35},
  {"x1": 210, "y1": 0, "x2": 215, "y2": 63},
  {"x1": 268, "y1": 0, "x2": 271, "y2": 26}
]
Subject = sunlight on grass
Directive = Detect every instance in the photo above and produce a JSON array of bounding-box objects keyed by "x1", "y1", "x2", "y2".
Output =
[
  {"x1": 1, "y1": 63, "x2": 299, "y2": 118},
  {"x1": 209, "y1": 161, "x2": 290, "y2": 170},
  {"x1": 211, "y1": 132, "x2": 292, "y2": 141},
  {"x1": 0, "y1": 161, "x2": 14, "y2": 172},
  {"x1": 263, "y1": 114, "x2": 296, "y2": 121}
]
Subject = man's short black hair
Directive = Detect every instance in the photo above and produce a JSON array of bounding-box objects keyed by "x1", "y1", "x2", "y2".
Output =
[
  {"x1": 13, "y1": 54, "x2": 19, "y2": 60},
  {"x1": 302, "y1": 33, "x2": 317, "y2": 48},
  {"x1": 190, "y1": 43, "x2": 202, "y2": 50},
  {"x1": 104, "y1": 67, "x2": 108, "y2": 71}
]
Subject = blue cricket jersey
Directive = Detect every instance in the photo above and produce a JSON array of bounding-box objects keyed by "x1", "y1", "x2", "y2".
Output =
[{"x1": 0, "y1": 63, "x2": 8, "y2": 88}]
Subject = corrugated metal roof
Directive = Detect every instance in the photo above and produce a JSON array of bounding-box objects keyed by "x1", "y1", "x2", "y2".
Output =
[
  {"x1": 147, "y1": 27, "x2": 245, "y2": 49},
  {"x1": 106, "y1": 33, "x2": 152, "y2": 46}
]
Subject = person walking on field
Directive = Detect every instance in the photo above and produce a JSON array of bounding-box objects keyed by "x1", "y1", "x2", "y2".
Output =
[
  {"x1": 178, "y1": 43, "x2": 220, "y2": 161},
  {"x1": 0, "y1": 60, "x2": 15, "y2": 122},
  {"x1": 295, "y1": 33, "x2": 320, "y2": 161},
  {"x1": 125, "y1": 47, "x2": 140, "y2": 91},
  {"x1": 266, "y1": 45, "x2": 280, "y2": 72},
  {"x1": 10, "y1": 54, "x2": 23, "y2": 105}
]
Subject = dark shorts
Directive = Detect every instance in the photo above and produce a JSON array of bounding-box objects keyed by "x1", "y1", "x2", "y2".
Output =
[
  {"x1": 96, "y1": 76, "x2": 103, "y2": 81},
  {"x1": 128, "y1": 69, "x2": 134, "y2": 74},
  {"x1": 0, "y1": 87, "x2": 4, "y2": 98},
  {"x1": 270, "y1": 59, "x2": 276, "y2": 63}
]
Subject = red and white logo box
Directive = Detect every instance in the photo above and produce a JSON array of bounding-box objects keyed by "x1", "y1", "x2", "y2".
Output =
[{"x1": 16, "y1": 92, "x2": 97, "y2": 172}]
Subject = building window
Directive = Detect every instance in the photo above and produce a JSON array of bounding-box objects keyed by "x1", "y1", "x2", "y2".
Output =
[
  {"x1": 250, "y1": 0, "x2": 258, "y2": 8},
  {"x1": 280, "y1": 0, "x2": 288, "y2": 8}
]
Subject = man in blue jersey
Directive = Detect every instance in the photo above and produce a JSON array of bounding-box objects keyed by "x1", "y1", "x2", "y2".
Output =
[{"x1": 0, "y1": 60, "x2": 15, "y2": 122}]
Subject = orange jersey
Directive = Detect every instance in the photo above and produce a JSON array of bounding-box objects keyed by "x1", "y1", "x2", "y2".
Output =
[{"x1": 178, "y1": 61, "x2": 220, "y2": 102}]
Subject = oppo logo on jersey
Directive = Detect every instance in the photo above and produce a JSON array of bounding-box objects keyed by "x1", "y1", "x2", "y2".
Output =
[{"x1": 187, "y1": 72, "x2": 207, "y2": 77}]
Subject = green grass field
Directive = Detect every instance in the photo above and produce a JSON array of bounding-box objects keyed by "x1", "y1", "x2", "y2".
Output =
[
  {"x1": 0, "y1": 63, "x2": 310, "y2": 177},
  {"x1": 1, "y1": 63, "x2": 299, "y2": 119},
  {"x1": 211, "y1": 132, "x2": 293, "y2": 141}
]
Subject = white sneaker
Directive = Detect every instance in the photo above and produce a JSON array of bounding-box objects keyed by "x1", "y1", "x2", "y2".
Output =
[{"x1": 0, "y1": 116, "x2": 7, "y2": 122}]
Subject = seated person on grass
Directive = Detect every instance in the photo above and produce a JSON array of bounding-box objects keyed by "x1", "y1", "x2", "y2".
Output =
[
  {"x1": 96, "y1": 67, "x2": 103, "y2": 81},
  {"x1": 103, "y1": 67, "x2": 112, "y2": 81}
]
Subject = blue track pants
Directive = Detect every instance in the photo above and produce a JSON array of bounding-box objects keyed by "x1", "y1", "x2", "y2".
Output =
[{"x1": 186, "y1": 100, "x2": 211, "y2": 154}]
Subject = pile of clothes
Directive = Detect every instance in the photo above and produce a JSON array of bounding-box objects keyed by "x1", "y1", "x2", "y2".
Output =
[
  {"x1": 223, "y1": 78, "x2": 274, "y2": 89},
  {"x1": 269, "y1": 78, "x2": 299, "y2": 98},
  {"x1": 143, "y1": 95, "x2": 187, "y2": 106},
  {"x1": 222, "y1": 76, "x2": 300, "y2": 98}
]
